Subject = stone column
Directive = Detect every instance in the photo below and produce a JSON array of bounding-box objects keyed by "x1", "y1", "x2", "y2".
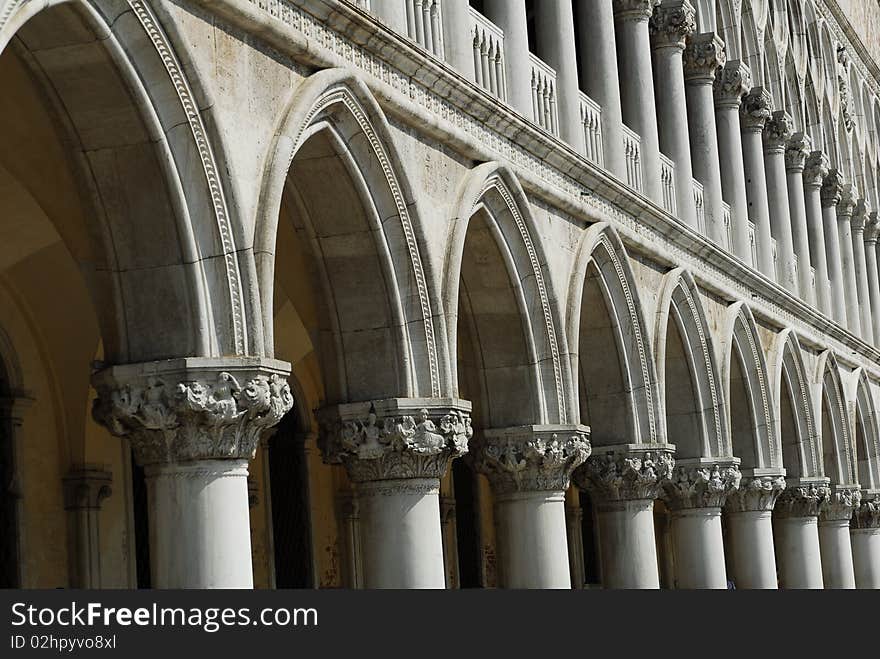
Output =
[
  {"x1": 63, "y1": 466, "x2": 112, "y2": 588},
  {"x1": 836, "y1": 184, "x2": 862, "y2": 336},
  {"x1": 577, "y1": 0, "x2": 626, "y2": 178},
  {"x1": 319, "y1": 398, "x2": 473, "y2": 589},
  {"x1": 565, "y1": 502, "x2": 585, "y2": 589},
  {"x1": 534, "y1": 0, "x2": 581, "y2": 150},
  {"x1": 852, "y1": 201, "x2": 874, "y2": 344},
  {"x1": 575, "y1": 444, "x2": 675, "y2": 589},
  {"x1": 684, "y1": 32, "x2": 726, "y2": 243},
  {"x1": 803, "y1": 151, "x2": 833, "y2": 315},
  {"x1": 713, "y1": 61, "x2": 752, "y2": 263},
  {"x1": 92, "y1": 358, "x2": 294, "y2": 589},
  {"x1": 442, "y1": 0, "x2": 475, "y2": 80},
  {"x1": 818, "y1": 487, "x2": 859, "y2": 589},
  {"x1": 723, "y1": 474, "x2": 785, "y2": 589},
  {"x1": 440, "y1": 496, "x2": 459, "y2": 588},
  {"x1": 483, "y1": 0, "x2": 531, "y2": 118},
  {"x1": 371, "y1": 0, "x2": 408, "y2": 34},
  {"x1": 785, "y1": 133, "x2": 815, "y2": 303},
  {"x1": 864, "y1": 219, "x2": 880, "y2": 344},
  {"x1": 762, "y1": 111, "x2": 797, "y2": 292},
  {"x1": 614, "y1": 0, "x2": 663, "y2": 202},
  {"x1": 662, "y1": 460, "x2": 741, "y2": 589},
  {"x1": 821, "y1": 170, "x2": 849, "y2": 325},
  {"x1": 740, "y1": 88, "x2": 775, "y2": 277},
  {"x1": 851, "y1": 493, "x2": 880, "y2": 589},
  {"x1": 473, "y1": 425, "x2": 591, "y2": 589},
  {"x1": 773, "y1": 480, "x2": 829, "y2": 589},
  {"x1": 650, "y1": 0, "x2": 698, "y2": 227}
]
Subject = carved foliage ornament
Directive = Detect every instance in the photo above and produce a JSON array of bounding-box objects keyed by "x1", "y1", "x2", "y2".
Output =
[
  {"x1": 724, "y1": 475, "x2": 786, "y2": 512},
  {"x1": 683, "y1": 33, "x2": 726, "y2": 81},
  {"x1": 740, "y1": 88, "x2": 773, "y2": 131},
  {"x1": 575, "y1": 449, "x2": 674, "y2": 502},
  {"x1": 473, "y1": 430, "x2": 591, "y2": 495},
  {"x1": 319, "y1": 407, "x2": 472, "y2": 482},
  {"x1": 852, "y1": 495, "x2": 880, "y2": 529},
  {"x1": 803, "y1": 151, "x2": 830, "y2": 188},
  {"x1": 93, "y1": 371, "x2": 293, "y2": 466},
  {"x1": 820, "y1": 487, "x2": 861, "y2": 522},
  {"x1": 820, "y1": 169, "x2": 845, "y2": 208},
  {"x1": 784, "y1": 133, "x2": 811, "y2": 172},
  {"x1": 713, "y1": 61, "x2": 751, "y2": 106},
  {"x1": 762, "y1": 112, "x2": 793, "y2": 152},
  {"x1": 649, "y1": 1, "x2": 696, "y2": 49},
  {"x1": 773, "y1": 482, "x2": 831, "y2": 518},
  {"x1": 663, "y1": 463, "x2": 741, "y2": 510},
  {"x1": 851, "y1": 199, "x2": 871, "y2": 232},
  {"x1": 612, "y1": 0, "x2": 656, "y2": 21}
]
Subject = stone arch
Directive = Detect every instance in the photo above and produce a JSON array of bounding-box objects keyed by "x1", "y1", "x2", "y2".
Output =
[
  {"x1": 716, "y1": 0, "x2": 739, "y2": 57},
  {"x1": 718, "y1": 302, "x2": 779, "y2": 471},
  {"x1": 654, "y1": 268, "x2": 727, "y2": 459},
  {"x1": 255, "y1": 68, "x2": 441, "y2": 403},
  {"x1": 849, "y1": 369, "x2": 879, "y2": 491},
  {"x1": 785, "y1": 50, "x2": 805, "y2": 129},
  {"x1": 444, "y1": 162, "x2": 569, "y2": 426},
  {"x1": 763, "y1": 36, "x2": 784, "y2": 107},
  {"x1": 566, "y1": 221, "x2": 663, "y2": 446},
  {"x1": 804, "y1": 75, "x2": 823, "y2": 147},
  {"x1": 820, "y1": 22, "x2": 838, "y2": 115},
  {"x1": 816, "y1": 350, "x2": 858, "y2": 486},
  {"x1": 741, "y1": 0, "x2": 764, "y2": 86}
]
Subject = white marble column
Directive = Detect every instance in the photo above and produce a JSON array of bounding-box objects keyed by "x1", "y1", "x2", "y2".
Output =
[
  {"x1": 864, "y1": 219, "x2": 880, "y2": 344},
  {"x1": 534, "y1": 0, "x2": 581, "y2": 150},
  {"x1": 740, "y1": 88, "x2": 775, "y2": 277},
  {"x1": 773, "y1": 480, "x2": 829, "y2": 589},
  {"x1": 663, "y1": 460, "x2": 741, "y2": 589},
  {"x1": 320, "y1": 399, "x2": 473, "y2": 589},
  {"x1": 578, "y1": 0, "x2": 626, "y2": 178},
  {"x1": 483, "y1": 0, "x2": 531, "y2": 118},
  {"x1": 803, "y1": 151, "x2": 833, "y2": 315},
  {"x1": 851, "y1": 494, "x2": 880, "y2": 589},
  {"x1": 821, "y1": 170, "x2": 849, "y2": 325},
  {"x1": 713, "y1": 61, "x2": 752, "y2": 263},
  {"x1": 442, "y1": 0, "x2": 475, "y2": 81},
  {"x1": 474, "y1": 425, "x2": 591, "y2": 589},
  {"x1": 92, "y1": 358, "x2": 294, "y2": 589},
  {"x1": 614, "y1": 0, "x2": 663, "y2": 202},
  {"x1": 723, "y1": 474, "x2": 785, "y2": 589},
  {"x1": 684, "y1": 32, "x2": 726, "y2": 242},
  {"x1": 851, "y1": 201, "x2": 875, "y2": 344},
  {"x1": 62, "y1": 466, "x2": 112, "y2": 588},
  {"x1": 763, "y1": 111, "x2": 797, "y2": 292},
  {"x1": 785, "y1": 133, "x2": 815, "y2": 303},
  {"x1": 371, "y1": 0, "x2": 408, "y2": 34},
  {"x1": 575, "y1": 445, "x2": 676, "y2": 589},
  {"x1": 836, "y1": 184, "x2": 862, "y2": 336},
  {"x1": 650, "y1": 0, "x2": 698, "y2": 227},
  {"x1": 818, "y1": 487, "x2": 859, "y2": 589}
]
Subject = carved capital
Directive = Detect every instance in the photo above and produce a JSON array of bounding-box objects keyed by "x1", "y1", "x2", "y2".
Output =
[
  {"x1": 663, "y1": 459, "x2": 741, "y2": 510},
  {"x1": 683, "y1": 32, "x2": 726, "y2": 82},
  {"x1": 473, "y1": 425, "x2": 591, "y2": 495},
  {"x1": 574, "y1": 444, "x2": 675, "y2": 502},
  {"x1": 865, "y1": 216, "x2": 880, "y2": 244},
  {"x1": 613, "y1": 0, "x2": 655, "y2": 22},
  {"x1": 739, "y1": 87, "x2": 773, "y2": 131},
  {"x1": 852, "y1": 199, "x2": 870, "y2": 232},
  {"x1": 649, "y1": 0, "x2": 696, "y2": 50},
  {"x1": 820, "y1": 169, "x2": 845, "y2": 208},
  {"x1": 820, "y1": 486, "x2": 861, "y2": 522},
  {"x1": 92, "y1": 358, "x2": 294, "y2": 466},
  {"x1": 774, "y1": 479, "x2": 831, "y2": 518},
  {"x1": 784, "y1": 133, "x2": 811, "y2": 172},
  {"x1": 318, "y1": 398, "x2": 473, "y2": 483},
  {"x1": 713, "y1": 60, "x2": 751, "y2": 108},
  {"x1": 62, "y1": 465, "x2": 112, "y2": 510},
  {"x1": 803, "y1": 151, "x2": 830, "y2": 189},
  {"x1": 762, "y1": 111, "x2": 793, "y2": 154},
  {"x1": 724, "y1": 475, "x2": 786, "y2": 512},
  {"x1": 852, "y1": 493, "x2": 880, "y2": 529},
  {"x1": 837, "y1": 183, "x2": 858, "y2": 217}
]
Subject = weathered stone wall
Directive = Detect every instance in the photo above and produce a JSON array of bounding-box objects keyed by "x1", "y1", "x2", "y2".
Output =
[{"x1": 833, "y1": 1, "x2": 880, "y2": 63}]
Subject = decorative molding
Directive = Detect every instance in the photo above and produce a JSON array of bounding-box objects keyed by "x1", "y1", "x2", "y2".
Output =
[
  {"x1": 852, "y1": 494, "x2": 880, "y2": 529},
  {"x1": 803, "y1": 151, "x2": 830, "y2": 189},
  {"x1": 683, "y1": 32, "x2": 726, "y2": 82},
  {"x1": 472, "y1": 426, "x2": 590, "y2": 495},
  {"x1": 724, "y1": 475, "x2": 785, "y2": 512},
  {"x1": 784, "y1": 133, "x2": 810, "y2": 173},
  {"x1": 774, "y1": 481, "x2": 831, "y2": 518},
  {"x1": 649, "y1": 0, "x2": 696, "y2": 50},
  {"x1": 713, "y1": 60, "x2": 751, "y2": 109},
  {"x1": 852, "y1": 199, "x2": 870, "y2": 233},
  {"x1": 837, "y1": 45, "x2": 856, "y2": 134},
  {"x1": 62, "y1": 466, "x2": 112, "y2": 511},
  {"x1": 865, "y1": 216, "x2": 880, "y2": 244},
  {"x1": 821, "y1": 169, "x2": 845, "y2": 208},
  {"x1": 740, "y1": 87, "x2": 773, "y2": 132},
  {"x1": 663, "y1": 461, "x2": 741, "y2": 510},
  {"x1": 837, "y1": 182, "x2": 859, "y2": 218},
  {"x1": 575, "y1": 445, "x2": 675, "y2": 502},
  {"x1": 819, "y1": 486, "x2": 861, "y2": 522},
  {"x1": 762, "y1": 111, "x2": 793, "y2": 154}
]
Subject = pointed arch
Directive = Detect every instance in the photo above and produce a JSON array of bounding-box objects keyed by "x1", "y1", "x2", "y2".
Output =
[
  {"x1": 741, "y1": 0, "x2": 763, "y2": 86},
  {"x1": 255, "y1": 68, "x2": 441, "y2": 401},
  {"x1": 718, "y1": 302, "x2": 779, "y2": 470},
  {"x1": 443, "y1": 162, "x2": 570, "y2": 425},
  {"x1": 716, "y1": 0, "x2": 740, "y2": 58},
  {"x1": 848, "y1": 369, "x2": 880, "y2": 491},
  {"x1": 816, "y1": 350, "x2": 858, "y2": 486},
  {"x1": 655, "y1": 268, "x2": 727, "y2": 458},
  {"x1": 566, "y1": 221, "x2": 663, "y2": 446}
]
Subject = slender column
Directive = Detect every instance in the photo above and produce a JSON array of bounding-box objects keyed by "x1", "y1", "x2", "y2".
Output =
[
  {"x1": 684, "y1": 32, "x2": 726, "y2": 242},
  {"x1": 785, "y1": 133, "x2": 815, "y2": 302},
  {"x1": 662, "y1": 459, "x2": 741, "y2": 589},
  {"x1": 740, "y1": 88, "x2": 775, "y2": 276},
  {"x1": 836, "y1": 184, "x2": 862, "y2": 336},
  {"x1": 821, "y1": 170, "x2": 849, "y2": 325},
  {"x1": 818, "y1": 487, "x2": 859, "y2": 589},
  {"x1": 320, "y1": 399, "x2": 473, "y2": 589},
  {"x1": 864, "y1": 219, "x2": 880, "y2": 344},
  {"x1": 575, "y1": 444, "x2": 676, "y2": 589},
  {"x1": 650, "y1": 0, "x2": 698, "y2": 227},
  {"x1": 578, "y1": 0, "x2": 626, "y2": 178},
  {"x1": 851, "y1": 493, "x2": 880, "y2": 589},
  {"x1": 483, "y1": 0, "x2": 530, "y2": 117},
  {"x1": 440, "y1": 496, "x2": 459, "y2": 588},
  {"x1": 763, "y1": 111, "x2": 797, "y2": 292},
  {"x1": 852, "y1": 200, "x2": 874, "y2": 344},
  {"x1": 723, "y1": 474, "x2": 785, "y2": 589},
  {"x1": 442, "y1": 0, "x2": 475, "y2": 80},
  {"x1": 713, "y1": 61, "x2": 752, "y2": 262},
  {"x1": 92, "y1": 358, "x2": 294, "y2": 589},
  {"x1": 371, "y1": 0, "x2": 408, "y2": 34},
  {"x1": 473, "y1": 425, "x2": 591, "y2": 589},
  {"x1": 614, "y1": 0, "x2": 663, "y2": 202},
  {"x1": 803, "y1": 152, "x2": 833, "y2": 315},
  {"x1": 62, "y1": 466, "x2": 112, "y2": 588},
  {"x1": 534, "y1": 0, "x2": 581, "y2": 150},
  {"x1": 773, "y1": 480, "x2": 829, "y2": 589}
]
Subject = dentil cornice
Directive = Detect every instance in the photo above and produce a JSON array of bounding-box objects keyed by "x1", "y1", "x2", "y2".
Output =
[{"x1": 574, "y1": 444, "x2": 675, "y2": 502}]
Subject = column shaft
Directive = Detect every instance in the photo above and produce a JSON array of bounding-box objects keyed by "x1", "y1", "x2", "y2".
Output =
[
  {"x1": 483, "y1": 0, "x2": 531, "y2": 117},
  {"x1": 763, "y1": 112, "x2": 797, "y2": 292},
  {"x1": 442, "y1": 0, "x2": 475, "y2": 80},
  {"x1": 865, "y1": 226, "x2": 880, "y2": 344},
  {"x1": 851, "y1": 528, "x2": 880, "y2": 588},
  {"x1": 821, "y1": 172, "x2": 848, "y2": 325},
  {"x1": 773, "y1": 516, "x2": 824, "y2": 588},
  {"x1": 596, "y1": 499, "x2": 661, "y2": 588},
  {"x1": 726, "y1": 511, "x2": 777, "y2": 588},
  {"x1": 819, "y1": 519, "x2": 856, "y2": 589},
  {"x1": 535, "y1": 0, "x2": 581, "y2": 149},
  {"x1": 670, "y1": 507, "x2": 727, "y2": 588},
  {"x1": 851, "y1": 203, "x2": 874, "y2": 343},
  {"x1": 837, "y1": 191, "x2": 862, "y2": 336},
  {"x1": 785, "y1": 134, "x2": 814, "y2": 302},
  {"x1": 803, "y1": 152, "x2": 832, "y2": 315},
  {"x1": 740, "y1": 89, "x2": 775, "y2": 276},
  {"x1": 372, "y1": 0, "x2": 408, "y2": 34}
]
